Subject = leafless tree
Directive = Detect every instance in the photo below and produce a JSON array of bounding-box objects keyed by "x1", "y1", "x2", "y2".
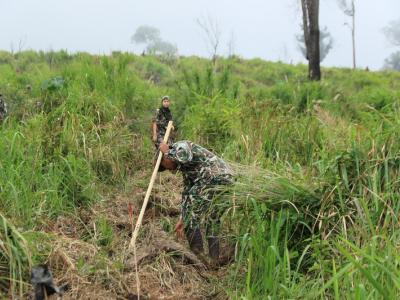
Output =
[
  {"x1": 9, "y1": 36, "x2": 27, "y2": 54},
  {"x1": 227, "y1": 30, "x2": 236, "y2": 58},
  {"x1": 196, "y1": 15, "x2": 221, "y2": 65},
  {"x1": 300, "y1": 0, "x2": 321, "y2": 80},
  {"x1": 337, "y1": 0, "x2": 356, "y2": 69},
  {"x1": 17, "y1": 36, "x2": 27, "y2": 53}
]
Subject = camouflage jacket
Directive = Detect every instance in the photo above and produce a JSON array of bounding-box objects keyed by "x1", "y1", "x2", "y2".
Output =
[
  {"x1": 166, "y1": 140, "x2": 233, "y2": 188},
  {"x1": 0, "y1": 96, "x2": 7, "y2": 120},
  {"x1": 152, "y1": 107, "x2": 172, "y2": 143}
]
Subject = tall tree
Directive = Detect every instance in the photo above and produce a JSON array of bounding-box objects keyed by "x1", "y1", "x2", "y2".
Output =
[
  {"x1": 131, "y1": 25, "x2": 177, "y2": 56},
  {"x1": 301, "y1": 0, "x2": 321, "y2": 80},
  {"x1": 337, "y1": 0, "x2": 356, "y2": 69},
  {"x1": 147, "y1": 40, "x2": 177, "y2": 56},
  {"x1": 297, "y1": 26, "x2": 333, "y2": 62},
  {"x1": 383, "y1": 51, "x2": 400, "y2": 71},
  {"x1": 131, "y1": 26, "x2": 160, "y2": 45},
  {"x1": 383, "y1": 19, "x2": 400, "y2": 47},
  {"x1": 382, "y1": 19, "x2": 400, "y2": 71}
]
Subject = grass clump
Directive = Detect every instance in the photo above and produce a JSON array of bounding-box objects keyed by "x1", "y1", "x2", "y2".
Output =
[{"x1": 0, "y1": 213, "x2": 31, "y2": 297}]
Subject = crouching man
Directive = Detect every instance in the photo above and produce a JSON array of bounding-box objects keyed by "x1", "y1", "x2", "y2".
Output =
[{"x1": 159, "y1": 140, "x2": 233, "y2": 263}]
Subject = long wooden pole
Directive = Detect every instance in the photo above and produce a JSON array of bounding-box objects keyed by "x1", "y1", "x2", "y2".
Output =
[{"x1": 129, "y1": 120, "x2": 173, "y2": 298}]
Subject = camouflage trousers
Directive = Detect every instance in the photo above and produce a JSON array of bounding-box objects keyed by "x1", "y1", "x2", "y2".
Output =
[{"x1": 181, "y1": 174, "x2": 233, "y2": 237}]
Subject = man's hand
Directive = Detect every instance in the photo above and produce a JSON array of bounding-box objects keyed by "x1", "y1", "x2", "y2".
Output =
[
  {"x1": 159, "y1": 142, "x2": 169, "y2": 154},
  {"x1": 175, "y1": 217, "x2": 184, "y2": 239}
]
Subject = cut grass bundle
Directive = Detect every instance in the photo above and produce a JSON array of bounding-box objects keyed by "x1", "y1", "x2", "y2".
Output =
[{"x1": 0, "y1": 213, "x2": 31, "y2": 297}]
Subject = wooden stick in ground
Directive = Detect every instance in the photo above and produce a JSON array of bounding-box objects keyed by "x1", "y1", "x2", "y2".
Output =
[{"x1": 129, "y1": 120, "x2": 173, "y2": 298}]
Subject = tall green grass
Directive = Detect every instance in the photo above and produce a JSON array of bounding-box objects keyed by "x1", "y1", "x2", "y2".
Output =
[
  {"x1": 174, "y1": 58, "x2": 400, "y2": 298},
  {"x1": 1, "y1": 50, "x2": 400, "y2": 298},
  {"x1": 0, "y1": 213, "x2": 31, "y2": 297},
  {"x1": 218, "y1": 153, "x2": 400, "y2": 299}
]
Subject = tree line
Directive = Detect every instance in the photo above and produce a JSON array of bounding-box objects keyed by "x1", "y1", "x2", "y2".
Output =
[{"x1": 131, "y1": 0, "x2": 400, "y2": 80}]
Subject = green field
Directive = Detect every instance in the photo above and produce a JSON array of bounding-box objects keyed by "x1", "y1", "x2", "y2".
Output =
[{"x1": 1, "y1": 50, "x2": 400, "y2": 299}]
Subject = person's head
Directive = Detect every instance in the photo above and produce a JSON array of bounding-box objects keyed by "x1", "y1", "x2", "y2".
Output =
[{"x1": 161, "y1": 95, "x2": 170, "y2": 108}]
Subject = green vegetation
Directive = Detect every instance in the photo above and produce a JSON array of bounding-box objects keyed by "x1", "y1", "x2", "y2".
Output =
[
  {"x1": 0, "y1": 213, "x2": 31, "y2": 297},
  {"x1": 1, "y1": 50, "x2": 400, "y2": 298}
]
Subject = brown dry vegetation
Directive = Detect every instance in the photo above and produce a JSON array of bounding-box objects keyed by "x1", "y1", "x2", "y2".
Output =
[{"x1": 30, "y1": 172, "x2": 228, "y2": 300}]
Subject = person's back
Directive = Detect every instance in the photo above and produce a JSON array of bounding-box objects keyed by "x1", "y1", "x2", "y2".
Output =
[
  {"x1": 160, "y1": 140, "x2": 233, "y2": 262},
  {"x1": 167, "y1": 140, "x2": 232, "y2": 187}
]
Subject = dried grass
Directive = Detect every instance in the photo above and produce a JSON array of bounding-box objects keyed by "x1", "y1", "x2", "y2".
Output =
[{"x1": 38, "y1": 172, "x2": 225, "y2": 299}]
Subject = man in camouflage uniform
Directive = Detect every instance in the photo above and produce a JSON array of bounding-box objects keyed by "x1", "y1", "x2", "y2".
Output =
[
  {"x1": 152, "y1": 95, "x2": 173, "y2": 150},
  {"x1": 0, "y1": 94, "x2": 7, "y2": 122},
  {"x1": 160, "y1": 140, "x2": 233, "y2": 262}
]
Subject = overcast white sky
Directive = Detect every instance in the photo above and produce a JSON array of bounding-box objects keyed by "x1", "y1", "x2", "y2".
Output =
[{"x1": 0, "y1": 0, "x2": 398, "y2": 70}]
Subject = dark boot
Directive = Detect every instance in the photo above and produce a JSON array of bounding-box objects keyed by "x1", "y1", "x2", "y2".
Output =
[
  {"x1": 207, "y1": 236, "x2": 220, "y2": 261},
  {"x1": 186, "y1": 227, "x2": 204, "y2": 254}
]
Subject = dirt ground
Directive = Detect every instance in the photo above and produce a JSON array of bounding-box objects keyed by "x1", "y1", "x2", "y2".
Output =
[{"x1": 38, "y1": 171, "x2": 231, "y2": 300}]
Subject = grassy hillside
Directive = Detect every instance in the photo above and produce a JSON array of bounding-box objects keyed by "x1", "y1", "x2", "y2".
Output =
[{"x1": 1, "y1": 50, "x2": 400, "y2": 299}]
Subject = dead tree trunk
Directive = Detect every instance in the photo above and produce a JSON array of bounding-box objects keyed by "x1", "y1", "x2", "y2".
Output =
[
  {"x1": 351, "y1": 0, "x2": 356, "y2": 69},
  {"x1": 337, "y1": 0, "x2": 356, "y2": 69},
  {"x1": 301, "y1": 0, "x2": 321, "y2": 81}
]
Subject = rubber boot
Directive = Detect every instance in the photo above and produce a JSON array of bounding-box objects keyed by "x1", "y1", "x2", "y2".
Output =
[
  {"x1": 186, "y1": 227, "x2": 204, "y2": 254},
  {"x1": 207, "y1": 236, "x2": 220, "y2": 261}
]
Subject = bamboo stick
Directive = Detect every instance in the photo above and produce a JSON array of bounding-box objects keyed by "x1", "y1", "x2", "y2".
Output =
[{"x1": 129, "y1": 120, "x2": 173, "y2": 299}]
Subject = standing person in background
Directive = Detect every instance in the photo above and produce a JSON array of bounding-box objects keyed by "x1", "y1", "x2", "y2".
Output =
[
  {"x1": 0, "y1": 94, "x2": 8, "y2": 122},
  {"x1": 152, "y1": 95, "x2": 174, "y2": 150}
]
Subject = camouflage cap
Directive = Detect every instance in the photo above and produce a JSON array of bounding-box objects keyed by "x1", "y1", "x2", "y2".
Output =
[
  {"x1": 162, "y1": 95, "x2": 170, "y2": 100},
  {"x1": 168, "y1": 141, "x2": 193, "y2": 164}
]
